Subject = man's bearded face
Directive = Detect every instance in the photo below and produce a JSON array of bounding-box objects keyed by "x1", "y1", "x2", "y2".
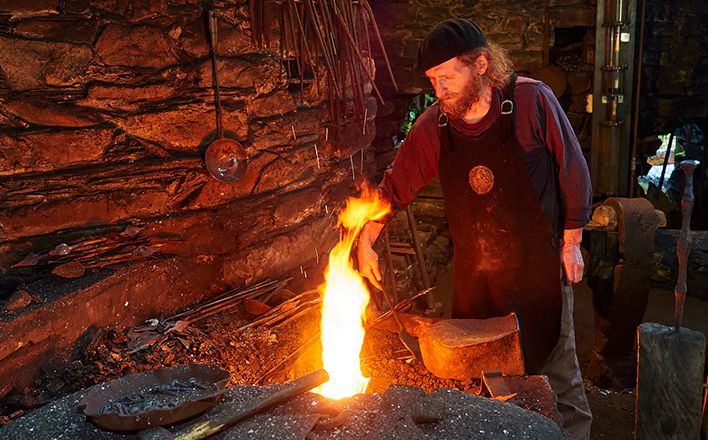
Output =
[
  {"x1": 426, "y1": 56, "x2": 486, "y2": 119},
  {"x1": 439, "y1": 71, "x2": 485, "y2": 119}
]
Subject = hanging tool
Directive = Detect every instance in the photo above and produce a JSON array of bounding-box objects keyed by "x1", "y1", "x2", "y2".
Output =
[{"x1": 203, "y1": 9, "x2": 248, "y2": 183}]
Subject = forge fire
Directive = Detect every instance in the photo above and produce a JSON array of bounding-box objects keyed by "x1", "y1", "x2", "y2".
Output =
[{"x1": 317, "y1": 184, "x2": 390, "y2": 399}]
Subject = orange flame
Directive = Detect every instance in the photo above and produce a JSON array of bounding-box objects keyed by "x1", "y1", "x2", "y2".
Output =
[{"x1": 315, "y1": 183, "x2": 391, "y2": 399}]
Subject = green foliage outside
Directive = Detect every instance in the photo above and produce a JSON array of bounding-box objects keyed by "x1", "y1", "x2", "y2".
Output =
[{"x1": 394, "y1": 93, "x2": 437, "y2": 148}]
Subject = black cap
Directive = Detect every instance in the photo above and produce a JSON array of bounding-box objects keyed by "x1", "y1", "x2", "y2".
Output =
[{"x1": 416, "y1": 18, "x2": 488, "y2": 74}]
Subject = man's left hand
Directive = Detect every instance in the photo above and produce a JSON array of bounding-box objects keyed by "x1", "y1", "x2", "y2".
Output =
[
  {"x1": 561, "y1": 228, "x2": 584, "y2": 284},
  {"x1": 561, "y1": 242, "x2": 584, "y2": 284}
]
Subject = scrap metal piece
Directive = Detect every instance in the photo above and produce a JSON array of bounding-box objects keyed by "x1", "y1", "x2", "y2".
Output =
[
  {"x1": 418, "y1": 313, "x2": 524, "y2": 380},
  {"x1": 480, "y1": 372, "x2": 562, "y2": 429},
  {"x1": 481, "y1": 371, "x2": 512, "y2": 397}
]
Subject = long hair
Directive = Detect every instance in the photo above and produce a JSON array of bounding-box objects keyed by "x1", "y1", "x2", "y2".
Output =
[{"x1": 458, "y1": 42, "x2": 514, "y2": 89}]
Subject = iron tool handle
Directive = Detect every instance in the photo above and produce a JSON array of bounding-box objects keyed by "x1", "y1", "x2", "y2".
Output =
[{"x1": 206, "y1": 10, "x2": 223, "y2": 137}]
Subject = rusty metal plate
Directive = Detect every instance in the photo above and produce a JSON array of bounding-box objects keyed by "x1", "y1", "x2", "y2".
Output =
[{"x1": 79, "y1": 364, "x2": 229, "y2": 431}]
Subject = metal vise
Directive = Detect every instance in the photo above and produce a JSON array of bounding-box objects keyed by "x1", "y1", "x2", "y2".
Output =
[{"x1": 584, "y1": 197, "x2": 665, "y2": 389}]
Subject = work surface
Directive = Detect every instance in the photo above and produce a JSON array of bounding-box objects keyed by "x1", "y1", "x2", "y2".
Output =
[{"x1": 1, "y1": 382, "x2": 561, "y2": 439}]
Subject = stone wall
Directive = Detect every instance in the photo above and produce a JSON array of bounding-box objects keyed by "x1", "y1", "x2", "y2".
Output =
[
  {"x1": 368, "y1": 0, "x2": 595, "y2": 163},
  {"x1": 0, "y1": 0, "x2": 377, "y2": 292},
  {"x1": 638, "y1": 0, "x2": 708, "y2": 138},
  {"x1": 366, "y1": 0, "x2": 707, "y2": 204},
  {"x1": 0, "y1": 0, "x2": 376, "y2": 404}
]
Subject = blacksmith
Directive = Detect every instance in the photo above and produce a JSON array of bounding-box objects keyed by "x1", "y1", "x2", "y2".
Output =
[{"x1": 357, "y1": 18, "x2": 593, "y2": 439}]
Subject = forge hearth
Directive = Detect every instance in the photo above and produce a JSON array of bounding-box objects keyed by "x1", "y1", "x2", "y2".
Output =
[
  {"x1": 3, "y1": 378, "x2": 562, "y2": 440},
  {"x1": 2, "y1": 181, "x2": 561, "y2": 437},
  {"x1": 0, "y1": 283, "x2": 564, "y2": 439}
]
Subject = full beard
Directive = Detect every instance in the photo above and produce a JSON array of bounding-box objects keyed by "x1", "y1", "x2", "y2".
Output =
[{"x1": 440, "y1": 72, "x2": 486, "y2": 119}]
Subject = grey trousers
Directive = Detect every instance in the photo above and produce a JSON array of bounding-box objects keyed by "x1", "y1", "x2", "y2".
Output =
[{"x1": 539, "y1": 285, "x2": 593, "y2": 440}]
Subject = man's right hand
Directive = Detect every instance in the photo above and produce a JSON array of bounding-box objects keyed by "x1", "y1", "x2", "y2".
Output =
[
  {"x1": 357, "y1": 222, "x2": 385, "y2": 290},
  {"x1": 358, "y1": 242, "x2": 383, "y2": 290}
]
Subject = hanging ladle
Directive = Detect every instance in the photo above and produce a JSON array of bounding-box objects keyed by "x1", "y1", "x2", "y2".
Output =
[{"x1": 204, "y1": 9, "x2": 248, "y2": 182}]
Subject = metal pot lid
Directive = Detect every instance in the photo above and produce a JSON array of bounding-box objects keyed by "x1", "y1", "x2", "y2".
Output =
[{"x1": 205, "y1": 137, "x2": 248, "y2": 183}]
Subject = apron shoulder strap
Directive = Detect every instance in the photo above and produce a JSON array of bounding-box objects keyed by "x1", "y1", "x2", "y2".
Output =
[
  {"x1": 436, "y1": 104, "x2": 454, "y2": 154},
  {"x1": 500, "y1": 72, "x2": 517, "y2": 115}
]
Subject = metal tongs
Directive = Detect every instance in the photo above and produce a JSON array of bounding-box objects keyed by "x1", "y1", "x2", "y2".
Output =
[{"x1": 370, "y1": 278, "x2": 423, "y2": 362}]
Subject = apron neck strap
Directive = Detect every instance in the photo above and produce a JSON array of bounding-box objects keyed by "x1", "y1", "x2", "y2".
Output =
[{"x1": 500, "y1": 73, "x2": 517, "y2": 115}]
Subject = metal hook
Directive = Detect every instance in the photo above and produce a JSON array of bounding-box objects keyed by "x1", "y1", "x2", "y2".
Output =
[
  {"x1": 437, "y1": 111, "x2": 449, "y2": 127},
  {"x1": 501, "y1": 99, "x2": 514, "y2": 115}
]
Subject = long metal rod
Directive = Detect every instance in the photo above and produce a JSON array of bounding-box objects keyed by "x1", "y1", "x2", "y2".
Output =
[
  {"x1": 170, "y1": 370, "x2": 329, "y2": 440},
  {"x1": 674, "y1": 159, "x2": 699, "y2": 332},
  {"x1": 330, "y1": 7, "x2": 385, "y2": 105},
  {"x1": 404, "y1": 205, "x2": 438, "y2": 313},
  {"x1": 360, "y1": 0, "x2": 397, "y2": 90},
  {"x1": 382, "y1": 226, "x2": 398, "y2": 302},
  {"x1": 628, "y1": 0, "x2": 647, "y2": 197},
  {"x1": 255, "y1": 333, "x2": 320, "y2": 385},
  {"x1": 168, "y1": 279, "x2": 282, "y2": 321},
  {"x1": 657, "y1": 131, "x2": 674, "y2": 191}
]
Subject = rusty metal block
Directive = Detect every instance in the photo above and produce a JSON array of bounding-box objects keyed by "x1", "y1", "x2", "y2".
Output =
[
  {"x1": 481, "y1": 372, "x2": 563, "y2": 429},
  {"x1": 418, "y1": 313, "x2": 524, "y2": 380}
]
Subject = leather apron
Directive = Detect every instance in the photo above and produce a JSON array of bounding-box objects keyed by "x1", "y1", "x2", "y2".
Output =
[{"x1": 437, "y1": 74, "x2": 562, "y2": 373}]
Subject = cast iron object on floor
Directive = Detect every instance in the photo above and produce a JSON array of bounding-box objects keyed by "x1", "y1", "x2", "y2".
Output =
[{"x1": 79, "y1": 364, "x2": 230, "y2": 431}]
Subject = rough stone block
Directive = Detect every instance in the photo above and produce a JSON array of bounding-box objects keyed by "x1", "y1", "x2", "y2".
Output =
[
  {"x1": 550, "y1": 6, "x2": 595, "y2": 27},
  {"x1": 96, "y1": 24, "x2": 177, "y2": 69},
  {"x1": 419, "y1": 313, "x2": 525, "y2": 380},
  {"x1": 0, "y1": 36, "x2": 93, "y2": 90}
]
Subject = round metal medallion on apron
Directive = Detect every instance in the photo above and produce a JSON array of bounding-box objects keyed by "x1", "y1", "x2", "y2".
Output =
[
  {"x1": 468, "y1": 165, "x2": 495, "y2": 195},
  {"x1": 437, "y1": 74, "x2": 562, "y2": 373}
]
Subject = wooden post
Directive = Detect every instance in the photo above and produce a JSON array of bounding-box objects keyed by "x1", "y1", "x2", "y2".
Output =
[
  {"x1": 636, "y1": 323, "x2": 705, "y2": 439},
  {"x1": 636, "y1": 160, "x2": 705, "y2": 439}
]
